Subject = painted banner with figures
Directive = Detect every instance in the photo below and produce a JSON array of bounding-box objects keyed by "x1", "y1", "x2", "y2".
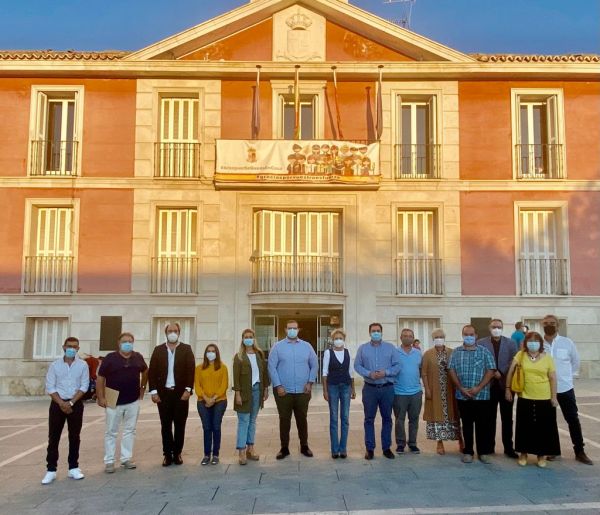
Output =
[{"x1": 215, "y1": 140, "x2": 380, "y2": 185}]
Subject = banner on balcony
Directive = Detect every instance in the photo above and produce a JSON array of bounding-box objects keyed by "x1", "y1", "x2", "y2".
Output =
[{"x1": 215, "y1": 140, "x2": 380, "y2": 185}]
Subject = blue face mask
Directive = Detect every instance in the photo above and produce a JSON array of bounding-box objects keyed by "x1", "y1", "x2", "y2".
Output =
[
  {"x1": 370, "y1": 331, "x2": 382, "y2": 342},
  {"x1": 120, "y1": 342, "x2": 134, "y2": 353},
  {"x1": 243, "y1": 338, "x2": 254, "y2": 347},
  {"x1": 526, "y1": 341, "x2": 541, "y2": 353},
  {"x1": 463, "y1": 335, "x2": 476, "y2": 346},
  {"x1": 64, "y1": 348, "x2": 77, "y2": 359},
  {"x1": 287, "y1": 328, "x2": 298, "y2": 339}
]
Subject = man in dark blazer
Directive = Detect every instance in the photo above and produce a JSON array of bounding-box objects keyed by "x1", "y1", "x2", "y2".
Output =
[
  {"x1": 148, "y1": 323, "x2": 195, "y2": 466},
  {"x1": 477, "y1": 319, "x2": 518, "y2": 458}
]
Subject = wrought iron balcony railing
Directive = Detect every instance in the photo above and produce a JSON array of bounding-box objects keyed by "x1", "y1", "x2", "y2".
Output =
[
  {"x1": 24, "y1": 256, "x2": 74, "y2": 293},
  {"x1": 30, "y1": 140, "x2": 78, "y2": 176},
  {"x1": 515, "y1": 144, "x2": 564, "y2": 179},
  {"x1": 155, "y1": 142, "x2": 201, "y2": 178},
  {"x1": 395, "y1": 144, "x2": 440, "y2": 179},
  {"x1": 151, "y1": 257, "x2": 199, "y2": 294},
  {"x1": 519, "y1": 258, "x2": 568, "y2": 295},
  {"x1": 395, "y1": 258, "x2": 443, "y2": 295}
]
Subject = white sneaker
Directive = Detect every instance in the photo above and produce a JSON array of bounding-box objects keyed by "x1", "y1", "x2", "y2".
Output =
[
  {"x1": 41, "y1": 471, "x2": 56, "y2": 485},
  {"x1": 67, "y1": 468, "x2": 85, "y2": 480}
]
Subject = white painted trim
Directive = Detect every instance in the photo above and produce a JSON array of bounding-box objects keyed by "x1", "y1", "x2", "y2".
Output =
[{"x1": 270, "y1": 80, "x2": 326, "y2": 139}]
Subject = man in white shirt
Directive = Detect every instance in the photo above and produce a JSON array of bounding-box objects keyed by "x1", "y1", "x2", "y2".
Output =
[
  {"x1": 42, "y1": 336, "x2": 90, "y2": 485},
  {"x1": 542, "y1": 314, "x2": 593, "y2": 465}
]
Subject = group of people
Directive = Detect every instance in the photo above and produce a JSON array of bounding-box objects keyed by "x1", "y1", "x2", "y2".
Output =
[
  {"x1": 286, "y1": 143, "x2": 374, "y2": 176},
  {"x1": 41, "y1": 316, "x2": 593, "y2": 485}
]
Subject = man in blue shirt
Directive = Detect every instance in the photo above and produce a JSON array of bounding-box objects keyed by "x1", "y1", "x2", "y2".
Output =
[
  {"x1": 393, "y1": 328, "x2": 423, "y2": 454},
  {"x1": 511, "y1": 321, "x2": 527, "y2": 349},
  {"x1": 268, "y1": 320, "x2": 318, "y2": 460},
  {"x1": 354, "y1": 322, "x2": 401, "y2": 460},
  {"x1": 448, "y1": 324, "x2": 496, "y2": 464}
]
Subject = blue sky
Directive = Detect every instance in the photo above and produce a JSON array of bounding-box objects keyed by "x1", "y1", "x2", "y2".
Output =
[{"x1": 0, "y1": 0, "x2": 598, "y2": 54}]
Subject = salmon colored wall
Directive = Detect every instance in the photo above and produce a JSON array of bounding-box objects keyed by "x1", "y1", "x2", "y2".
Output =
[
  {"x1": 0, "y1": 188, "x2": 133, "y2": 293},
  {"x1": 460, "y1": 191, "x2": 600, "y2": 296},
  {"x1": 221, "y1": 81, "x2": 272, "y2": 139},
  {"x1": 0, "y1": 78, "x2": 136, "y2": 178},
  {"x1": 459, "y1": 81, "x2": 600, "y2": 180},
  {"x1": 181, "y1": 19, "x2": 272, "y2": 61},
  {"x1": 324, "y1": 82, "x2": 377, "y2": 141},
  {"x1": 326, "y1": 21, "x2": 415, "y2": 61}
]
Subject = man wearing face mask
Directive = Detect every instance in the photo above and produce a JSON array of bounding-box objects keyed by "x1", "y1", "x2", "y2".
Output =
[
  {"x1": 268, "y1": 320, "x2": 318, "y2": 459},
  {"x1": 477, "y1": 319, "x2": 518, "y2": 459},
  {"x1": 42, "y1": 337, "x2": 89, "y2": 485},
  {"x1": 148, "y1": 323, "x2": 196, "y2": 466},
  {"x1": 448, "y1": 325, "x2": 496, "y2": 464},
  {"x1": 542, "y1": 314, "x2": 593, "y2": 465},
  {"x1": 96, "y1": 332, "x2": 148, "y2": 473},
  {"x1": 354, "y1": 323, "x2": 401, "y2": 460}
]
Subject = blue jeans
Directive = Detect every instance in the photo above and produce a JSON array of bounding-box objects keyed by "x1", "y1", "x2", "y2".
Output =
[
  {"x1": 197, "y1": 400, "x2": 227, "y2": 457},
  {"x1": 362, "y1": 383, "x2": 394, "y2": 452},
  {"x1": 236, "y1": 383, "x2": 261, "y2": 450},
  {"x1": 328, "y1": 382, "x2": 351, "y2": 454}
]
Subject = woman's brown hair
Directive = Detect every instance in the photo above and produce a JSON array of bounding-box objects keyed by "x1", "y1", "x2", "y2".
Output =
[{"x1": 202, "y1": 343, "x2": 222, "y2": 370}]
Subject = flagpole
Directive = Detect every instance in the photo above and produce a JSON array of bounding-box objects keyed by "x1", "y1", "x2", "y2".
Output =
[
  {"x1": 376, "y1": 65, "x2": 384, "y2": 141},
  {"x1": 294, "y1": 65, "x2": 301, "y2": 140},
  {"x1": 332, "y1": 66, "x2": 344, "y2": 140},
  {"x1": 252, "y1": 65, "x2": 261, "y2": 140}
]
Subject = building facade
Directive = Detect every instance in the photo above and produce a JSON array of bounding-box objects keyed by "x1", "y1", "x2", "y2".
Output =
[{"x1": 0, "y1": 0, "x2": 599, "y2": 395}]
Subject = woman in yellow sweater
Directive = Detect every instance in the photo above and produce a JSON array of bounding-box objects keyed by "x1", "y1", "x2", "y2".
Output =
[
  {"x1": 195, "y1": 344, "x2": 228, "y2": 465},
  {"x1": 506, "y1": 331, "x2": 560, "y2": 468}
]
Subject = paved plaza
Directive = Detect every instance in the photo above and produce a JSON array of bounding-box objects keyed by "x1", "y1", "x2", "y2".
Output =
[{"x1": 1, "y1": 381, "x2": 599, "y2": 515}]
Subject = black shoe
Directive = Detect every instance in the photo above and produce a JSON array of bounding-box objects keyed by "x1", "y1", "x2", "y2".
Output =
[
  {"x1": 504, "y1": 450, "x2": 519, "y2": 459},
  {"x1": 173, "y1": 454, "x2": 183, "y2": 465},
  {"x1": 200, "y1": 456, "x2": 210, "y2": 466},
  {"x1": 365, "y1": 450, "x2": 374, "y2": 460},
  {"x1": 332, "y1": 453, "x2": 339, "y2": 459},
  {"x1": 396, "y1": 445, "x2": 405, "y2": 454},
  {"x1": 576, "y1": 451, "x2": 594, "y2": 465},
  {"x1": 162, "y1": 455, "x2": 173, "y2": 467},
  {"x1": 300, "y1": 446, "x2": 313, "y2": 457},
  {"x1": 409, "y1": 445, "x2": 421, "y2": 454},
  {"x1": 383, "y1": 449, "x2": 395, "y2": 459},
  {"x1": 276, "y1": 448, "x2": 290, "y2": 460},
  {"x1": 339, "y1": 453, "x2": 347, "y2": 459}
]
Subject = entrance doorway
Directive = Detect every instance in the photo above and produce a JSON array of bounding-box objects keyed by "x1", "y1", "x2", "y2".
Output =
[{"x1": 253, "y1": 308, "x2": 343, "y2": 384}]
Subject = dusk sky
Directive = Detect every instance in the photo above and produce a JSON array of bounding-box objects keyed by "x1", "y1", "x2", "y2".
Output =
[{"x1": 0, "y1": 0, "x2": 598, "y2": 55}]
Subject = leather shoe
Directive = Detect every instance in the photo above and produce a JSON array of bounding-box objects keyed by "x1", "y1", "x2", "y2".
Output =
[
  {"x1": 276, "y1": 448, "x2": 290, "y2": 460},
  {"x1": 504, "y1": 450, "x2": 519, "y2": 459},
  {"x1": 365, "y1": 450, "x2": 374, "y2": 460},
  {"x1": 383, "y1": 449, "x2": 395, "y2": 459},
  {"x1": 173, "y1": 454, "x2": 183, "y2": 465},
  {"x1": 576, "y1": 451, "x2": 594, "y2": 465},
  {"x1": 332, "y1": 453, "x2": 339, "y2": 459},
  {"x1": 300, "y1": 446, "x2": 313, "y2": 457},
  {"x1": 339, "y1": 453, "x2": 347, "y2": 459},
  {"x1": 162, "y1": 455, "x2": 173, "y2": 467}
]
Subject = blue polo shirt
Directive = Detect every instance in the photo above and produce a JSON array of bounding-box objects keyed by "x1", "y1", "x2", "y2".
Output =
[{"x1": 394, "y1": 346, "x2": 422, "y2": 395}]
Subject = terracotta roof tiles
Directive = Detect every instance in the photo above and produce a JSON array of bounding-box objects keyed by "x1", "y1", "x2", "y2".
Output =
[
  {"x1": 471, "y1": 53, "x2": 600, "y2": 63},
  {"x1": 0, "y1": 50, "x2": 129, "y2": 61}
]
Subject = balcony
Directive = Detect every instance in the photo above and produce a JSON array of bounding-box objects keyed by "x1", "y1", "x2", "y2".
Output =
[
  {"x1": 395, "y1": 144, "x2": 440, "y2": 179},
  {"x1": 151, "y1": 257, "x2": 199, "y2": 294},
  {"x1": 30, "y1": 140, "x2": 78, "y2": 177},
  {"x1": 516, "y1": 144, "x2": 563, "y2": 179},
  {"x1": 155, "y1": 142, "x2": 201, "y2": 178},
  {"x1": 24, "y1": 256, "x2": 74, "y2": 293},
  {"x1": 519, "y1": 258, "x2": 569, "y2": 295},
  {"x1": 395, "y1": 258, "x2": 443, "y2": 295},
  {"x1": 251, "y1": 255, "x2": 343, "y2": 294}
]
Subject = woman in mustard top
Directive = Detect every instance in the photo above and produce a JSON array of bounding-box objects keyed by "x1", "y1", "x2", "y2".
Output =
[
  {"x1": 506, "y1": 331, "x2": 560, "y2": 468},
  {"x1": 195, "y1": 344, "x2": 228, "y2": 465}
]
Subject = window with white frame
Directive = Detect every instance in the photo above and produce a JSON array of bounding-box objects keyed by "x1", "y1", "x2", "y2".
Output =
[
  {"x1": 26, "y1": 317, "x2": 69, "y2": 360},
  {"x1": 156, "y1": 96, "x2": 200, "y2": 178},
  {"x1": 30, "y1": 87, "x2": 83, "y2": 176},
  {"x1": 398, "y1": 317, "x2": 441, "y2": 350},
  {"x1": 152, "y1": 317, "x2": 195, "y2": 346},
  {"x1": 396, "y1": 95, "x2": 439, "y2": 178},
  {"x1": 152, "y1": 208, "x2": 198, "y2": 294},
  {"x1": 280, "y1": 94, "x2": 317, "y2": 140},
  {"x1": 396, "y1": 210, "x2": 442, "y2": 295},
  {"x1": 512, "y1": 90, "x2": 564, "y2": 179},
  {"x1": 24, "y1": 206, "x2": 75, "y2": 293},
  {"x1": 518, "y1": 208, "x2": 569, "y2": 295}
]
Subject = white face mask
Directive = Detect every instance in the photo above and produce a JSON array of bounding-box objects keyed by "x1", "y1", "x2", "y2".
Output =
[
  {"x1": 206, "y1": 352, "x2": 216, "y2": 362},
  {"x1": 491, "y1": 328, "x2": 503, "y2": 338},
  {"x1": 333, "y1": 339, "x2": 345, "y2": 348},
  {"x1": 433, "y1": 338, "x2": 445, "y2": 347},
  {"x1": 167, "y1": 332, "x2": 179, "y2": 343}
]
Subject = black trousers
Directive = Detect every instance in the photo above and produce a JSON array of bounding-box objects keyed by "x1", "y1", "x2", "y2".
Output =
[
  {"x1": 457, "y1": 399, "x2": 494, "y2": 456},
  {"x1": 557, "y1": 388, "x2": 585, "y2": 454},
  {"x1": 489, "y1": 382, "x2": 515, "y2": 453},
  {"x1": 157, "y1": 389, "x2": 189, "y2": 457},
  {"x1": 273, "y1": 392, "x2": 310, "y2": 449},
  {"x1": 46, "y1": 400, "x2": 84, "y2": 472}
]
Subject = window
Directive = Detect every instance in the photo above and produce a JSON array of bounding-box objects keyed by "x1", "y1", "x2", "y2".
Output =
[
  {"x1": 271, "y1": 81, "x2": 325, "y2": 139},
  {"x1": 512, "y1": 89, "x2": 564, "y2": 179},
  {"x1": 24, "y1": 206, "x2": 75, "y2": 293},
  {"x1": 396, "y1": 210, "x2": 442, "y2": 295},
  {"x1": 398, "y1": 317, "x2": 441, "y2": 350},
  {"x1": 152, "y1": 317, "x2": 195, "y2": 346},
  {"x1": 26, "y1": 317, "x2": 69, "y2": 360},
  {"x1": 396, "y1": 96, "x2": 439, "y2": 178},
  {"x1": 29, "y1": 87, "x2": 83, "y2": 176},
  {"x1": 151, "y1": 208, "x2": 198, "y2": 294},
  {"x1": 518, "y1": 208, "x2": 569, "y2": 295},
  {"x1": 156, "y1": 96, "x2": 200, "y2": 178},
  {"x1": 280, "y1": 94, "x2": 317, "y2": 140},
  {"x1": 252, "y1": 210, "x2": 341, "y2": 293}
]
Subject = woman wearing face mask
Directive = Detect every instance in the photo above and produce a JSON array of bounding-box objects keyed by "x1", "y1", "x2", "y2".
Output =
[
  {"x1": 322, "y1": 329, "x2": 356, "y2": 459},
  {"x1": 232, "y1": 329, "x2": 270, "y2": 465},
  {"x1": 505, "y1": 332, "x2": 560, "y2": 467},
  {"x1": 421, "y1": 329, "x2": 462, "y2": 455},
  {"x1": 195, "y1": 344, "x2": 228, "y2": 465}
]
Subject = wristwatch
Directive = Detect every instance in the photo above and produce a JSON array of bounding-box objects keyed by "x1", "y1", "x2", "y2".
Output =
[{"x1": 69, "y1": 401, "x2": 74, "y2": 407}]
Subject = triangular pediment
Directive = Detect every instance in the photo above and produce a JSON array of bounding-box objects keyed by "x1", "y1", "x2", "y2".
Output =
[{"x1": 125, "y1": 0, "x2": 474, "y2": 63}]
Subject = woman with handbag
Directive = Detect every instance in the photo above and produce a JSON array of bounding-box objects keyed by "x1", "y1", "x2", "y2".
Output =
[{"x1": 505, "y1": 331, "x2": 560, "y2": 467}]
